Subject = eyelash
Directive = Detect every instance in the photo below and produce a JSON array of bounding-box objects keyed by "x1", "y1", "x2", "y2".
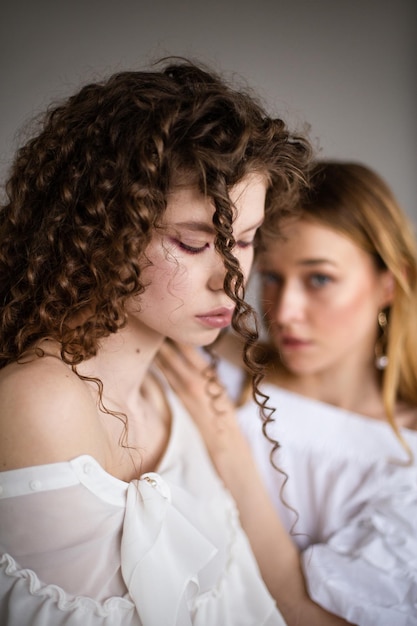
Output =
[
  {"x1": 260, "y1": 271, "x2": 281, "y2": 285},
  {"x1": 172, "y1": 239, "x2": 254, "y2": 255},
  {"x1": 259, "y1": 272, "x2": 333, "y2": 288},
  {"x1": 309, "y1": 274, "x2": 332, "y2": 288},
  {"x1": 237, "y1": 240, "x2": 255, "y2": 250},
  {"x1": 173, "y1": 240, "x2": 209, "y2": 254}
]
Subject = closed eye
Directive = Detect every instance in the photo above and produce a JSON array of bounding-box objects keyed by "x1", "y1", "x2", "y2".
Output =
[
  {"x1": 236, "y1": 240, "x2": 255, "y2": 250},
  {"x1": 171, "y1": 238, "x2": 210, "y2": 255}
]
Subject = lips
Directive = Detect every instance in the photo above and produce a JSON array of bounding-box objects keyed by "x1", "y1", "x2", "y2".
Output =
[
  {"x1": 280, "y1": 335, "x2": 312, "y2": 348},
  {"x1": 196, "y1": 307, "x2": 234, "y2": 329}
]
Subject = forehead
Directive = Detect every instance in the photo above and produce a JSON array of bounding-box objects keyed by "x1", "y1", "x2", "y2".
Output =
[
  {"x1": 164, "y1": 173, "x2": 267, "y2": 231},
  {"x1": 260, "y1": 218, "x2": 370, "y2": 266}
]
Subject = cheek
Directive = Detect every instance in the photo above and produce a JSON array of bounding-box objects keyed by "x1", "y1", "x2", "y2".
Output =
[
  {"x1": 319, "y1": 283, "x2": 376, "y2": 335},
  {"x1": 164, "y1": 265, "x2": 191, "y2": 295},
  {"x1": 143, "y1": 253, "x2": 191, "y2": 296},
  {"x1": 259, "y1": 283, "x2": 278, "y2": 316},
  {"x1": 137, "y1": 265, "x2": 192, "y2": 323},
  {"x1": 230, "y1": 249, "x2": 254, "y2": 289}
]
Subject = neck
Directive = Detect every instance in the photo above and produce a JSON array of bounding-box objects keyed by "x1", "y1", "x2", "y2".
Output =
[
  {"x1": 274, "y1": 361, "x2": 386, "y2": 420},
  {"x1": 77, "y1": 316, "x2": 164, "y2": 409}
]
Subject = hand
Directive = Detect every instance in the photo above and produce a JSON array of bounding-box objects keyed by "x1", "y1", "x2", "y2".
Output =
[
  {"x1": 155, "y1": 340, "x2": 251, "y2": 464},
  {"x1": 155, "y1": 341, "x2": 354, "y2": 626}
]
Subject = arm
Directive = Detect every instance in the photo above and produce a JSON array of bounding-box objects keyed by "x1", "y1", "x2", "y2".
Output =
[
  {"x1": 0, "y1": 359, "x2": 133, "y2": 624},
  {"x1": 155, "y1": 341, "x2": 354, "y2": 626}
]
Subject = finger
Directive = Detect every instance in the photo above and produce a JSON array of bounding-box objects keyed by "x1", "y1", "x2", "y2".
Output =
[
  {"x1": 155, "y1": 345, "x2": 207, "y2": 395},
  {"x1": 156, "y1": 344, "x2": 230, "y2": 418},
  {"x1": 156, "y1": 343, "x2": 213, "y2": 388},
  {"x1": 156, "y1": 342, "x2": 194, "y2": 382},
  {"x1": 162, "y1": 340, "x2": 211, "y2": 371}
]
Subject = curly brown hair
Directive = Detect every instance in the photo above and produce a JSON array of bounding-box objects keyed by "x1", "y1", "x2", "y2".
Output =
[{"x1": 0, "y1": 59, "x2": 311, "y2": 409}]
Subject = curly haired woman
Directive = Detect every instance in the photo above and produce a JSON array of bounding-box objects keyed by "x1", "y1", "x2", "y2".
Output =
[{"x1": 0, "y1": 60, "x2": 349, "y2": 625}]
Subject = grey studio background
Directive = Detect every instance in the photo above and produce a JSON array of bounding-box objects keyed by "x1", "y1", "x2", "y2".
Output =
[{"x1": 1, "y1": 0, "x2": 415, "y2": 223}]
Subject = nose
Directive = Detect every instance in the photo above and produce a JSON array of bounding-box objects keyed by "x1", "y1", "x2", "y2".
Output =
[
  {"x1": 263, "y1": 280, "x2": 304, "y2": 327},
  {"x1": 207, "y1": 251, "x2": 228, "y2": 292},
  {"x1": 208, "y1": 246, "x2": 254, "y2": 294}
]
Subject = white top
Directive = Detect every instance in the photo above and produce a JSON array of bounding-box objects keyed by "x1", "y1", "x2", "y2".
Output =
[
  {"x1": 0, "y1": 388, "x2": 285, "y2": 626},
  {"x1": 218, "y1": 359, "x2": 417, "y2": 625}
]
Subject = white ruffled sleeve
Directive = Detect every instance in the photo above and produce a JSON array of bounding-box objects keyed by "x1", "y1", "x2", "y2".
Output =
[
  {"x1": 302, "y1": 463, "x2": 417, "y2": 626},
  {"x1": 0, "y1": 439, "x2": 285, "y2": 626},
  {"x1": 0, "y1": 458, "x2": 140, "y2": 626}
]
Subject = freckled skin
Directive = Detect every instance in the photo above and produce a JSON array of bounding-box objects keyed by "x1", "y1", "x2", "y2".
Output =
[{"x1": 130, "y1": 174, "x2": 267, "y2": 347}]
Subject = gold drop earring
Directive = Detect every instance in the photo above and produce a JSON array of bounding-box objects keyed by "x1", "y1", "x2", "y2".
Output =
[{"x1": 375, "y1": 310, "x2": 388, "y2": 370}]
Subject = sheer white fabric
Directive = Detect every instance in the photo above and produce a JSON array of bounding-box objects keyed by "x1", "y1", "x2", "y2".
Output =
[
  {"x1": 218, "y1": 359, "x2": 417, "y2": 624},
  {"x1": 0, "y1": 389, "x2": 285, "y2": 626}
]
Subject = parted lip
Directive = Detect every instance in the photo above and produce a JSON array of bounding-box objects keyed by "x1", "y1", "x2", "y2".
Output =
[
  {"x1": 196, "y1": 306, "x2": 234, "y2": 318},
  {"x1": 195, "y1": 307, "x2": 234, "y2": 328},
  {"x1": 280, "y1": 334, "x2": 312, "y2": 346}
]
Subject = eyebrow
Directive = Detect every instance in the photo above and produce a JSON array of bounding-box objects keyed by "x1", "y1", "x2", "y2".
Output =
[
  {"x1": 173, "y1": 221, "x2": 215, "y2": 234},
  {"x1": 260, "y1": 257, "x2": 337, "y2": 268},
  {"x1": 298, "y1": 258, "x2": 338, "y2": 267}
]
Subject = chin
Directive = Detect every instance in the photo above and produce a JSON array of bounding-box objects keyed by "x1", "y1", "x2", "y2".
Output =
[
  {"x1": 283, "y1": 360, "x2": 317, "y2": 376},
  {"x1": 196, "y1": 333, "x2": 222, "y2": 348},
  {"x1": 173, "y1": 329, "x2": 222, "y2": 348}
]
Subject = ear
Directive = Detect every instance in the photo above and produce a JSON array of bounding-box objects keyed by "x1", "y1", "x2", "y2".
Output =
[{"x1": 379, "y1": 269, "x2": 395, "y2": 308}]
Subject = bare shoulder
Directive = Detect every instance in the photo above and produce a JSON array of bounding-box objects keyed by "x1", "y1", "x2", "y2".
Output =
[{"x1": 0, "y1": 355, "x2": 103, "y2": 470}]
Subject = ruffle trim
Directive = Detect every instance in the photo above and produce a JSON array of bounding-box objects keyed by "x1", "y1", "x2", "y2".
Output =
[
  {"x1": 0, "y1": 552, "x2": 134, "y2": 616},
  {"x1": 1, "y1": 468, "x2": 281, "y2": 626}
]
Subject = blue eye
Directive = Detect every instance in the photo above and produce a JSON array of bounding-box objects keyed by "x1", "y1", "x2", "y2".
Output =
[
  {"x1": 310, "y1": 274, "x2": 331, "y2": 288},
  {"x1": 259, "y1": 271, "x2": 281, "y2": 285}
]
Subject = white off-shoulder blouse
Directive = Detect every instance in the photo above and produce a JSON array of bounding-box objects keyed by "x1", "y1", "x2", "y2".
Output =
[
  {"x1": 218, "y1": 359, "x2": 417, "y2": 625},
  {"x1": 0, "y1": 389, "x2": 286, "y2": 626}
]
